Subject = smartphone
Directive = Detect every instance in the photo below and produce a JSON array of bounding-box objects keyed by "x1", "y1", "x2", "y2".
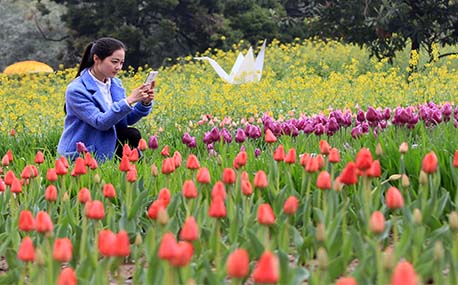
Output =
[{"x1": 145, "y1": 71, "x2": 158, "y2": 84}]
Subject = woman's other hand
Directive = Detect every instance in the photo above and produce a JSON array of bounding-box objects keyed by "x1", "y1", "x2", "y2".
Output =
[{"x1": 127, "y1": 84, "x2": 151, "y2": 106}]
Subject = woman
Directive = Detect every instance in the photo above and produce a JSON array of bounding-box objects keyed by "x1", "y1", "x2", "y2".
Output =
[{"x1": 58, "y1": 37, "x2": 154, "y2": 161}]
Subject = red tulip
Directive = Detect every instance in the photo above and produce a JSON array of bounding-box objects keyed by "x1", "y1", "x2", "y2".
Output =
[
  {"x1": 173, "y1": 151, "x2": 183, "y2": 167},
  {"x1": 114, "y1": 230, "x2": 131, "y2": 257},
  {"x1": 367, "y1": 160, "x2": 381, "y2": 178},
  {"x1": 127, "y1": 165, "x2": 138, "y2": 182},
  {"x1": 103, "y1": 183, "x2": 116, "y2": 198},
  {"x1": 160, "y1": 145, "x2": 170, "y2": 157},
  {"x1": 328, "y1": 148, "x2": 340, "y2": 163},
  {"x1": 147, "y1": 199, "x2": 166, "y2": 220},
  {"x1": 252, "y1": 251, "x2": 279, "y2": 283},
  {"x1": 34, "y1": 151, "x2": 44, "y2": 164},
  {"x1": 233, "y1": 151, "x2": 247, "y2": 169},
  {"x1": 454, "y1": 150, "x2": 458, "y2": 168},
  {"x1": 17, "y1": 236, "x2": 35, "y2": 262},
  {"x1": 264, "y1": 129, "x2": 277, "y2": 143},
  {"x1": 180, "y1": 216, "x2": 199, "y2": 241},
  {"x1": 36, "y1": 211, "x2": 53, "y2": 233},
  {"x1": 45, "y1": 185, "x2": 58, "y2": 202},
  {"x1": 254, "y1": 170, "x2": 268, "y2": 189},
  {"x1": 119, "y1": 155, "x2": 131, "y2": 172},
  {"x1": 369, "y1": 211, "x2": 385, "y2": 234},
  {"x1": 356, "y1": 148, "x2": 373, "y2": 171},
  {"x1": 129, "y1": 148, "x2": 139, "y2": 162},
  {"x1": 158, "y1": 232, "x2": 178, "y2": 260},
  {"x1": 71, "y1": 157, "x2": 87, "y2": 176},
  {"x1": 421, "y1": 151, "x2": 438, "y2": 174},
  {"x1": 138, "y1": 138, "x2": 148, "y2": 151},
  {"x1": 273, "y1": 145, "x2": 285, "y2": 161},
  {"x1": 316, "y1": 171, "x2": 332, "y2": 190},
  {"x1": 98, "y1": 229, "x2": 116, "y2": 257},
  {"x1": 284, "y1": 148, "x2": 296, "y2": 164},
  {"x1": 78, "y1": 187, "x2": 91, "y2": 204},
  {"x1": 57, "y1": 267, "x2": 77, "y2": 285},
  {"x1": 122, "y1": 144, "x2": 132, "y2": 157},
  {"x1": 46, "y1": 168, "x2": 58, "y2": 182},
  {"x1": 10, "y1": 177, "x2": 22, "y2": 193},
  {"x1": 305, "y1": 157, "x2": 320, "y2": 173},
  {"x1": 18, "y1": 210, "x2": 35, "y2": 232},
  {"x1": 158, "y1": 188, "x2": 171, "y2": 207},
  {"x1": 391, "y1": 261, "x2": 417, "y2": 285},
  {"x1": 227, "y1": 249, "x2": 250, "y2": 278},
  {"x1": 6, "y1": 149, "x2": 13, "y2": 162},
  {"x1": 258, "y1": 203, "x2": 276, "y2": 225},
  {"x1": 336, "y1": 276, "x2": 357, "y2": 285},
  {"x1": 196, "y1": 167, "x2": 211, "y2": 184},
  {"x1": 283, "y1": 196, "x2": 299, "y2": 215},
  {"x1": 211, "y1": 181, "x2": 227, "y2": 200},
  {"x1": 319, "y1": 140, "x2": 331, "y2": 155},
  {"x1": 55, "y1": 159, "x2": 68, "y2": 176},
  {"x1": 85, "y1": 200, "x2": 105, "y2": 220},
  {"x1": 338, "y1": 162, "x2": 358, "y2": 185},
  {"x1": 209, "y1": 196, "x2": 226, "y2": 218},
  {"x1": 241, "y1": 179, "x2": 253, "y2": 196},
  {"x1": 170, "y1": 241, "x2": 194, "y2": 267},
  {"x1": 182, "y1": 180, "x2": 198, "y2": 199},
  {"x1": 4, "y1": 170, "x2": 15, "y2": 186},
  {"x1": 222, "y1": 168, "x2": 236, "y2": 185},
  {"x1": 186, "y1": 154, "x2": 200, "y2": 170},
  {"x1": 386, "y1": 187, "x2": 404, "y2": 209},
  {"x1": 53, "y1": 238, "x2": 73, "y2": 262},
  {"x1": 161, "y1": 157, "x2": 176, "y2": 174},
  {"x1": 1, "y1": 155, "x2": 9, "y2": 167}
]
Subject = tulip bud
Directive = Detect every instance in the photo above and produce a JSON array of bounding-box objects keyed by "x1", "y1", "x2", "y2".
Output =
[
  {"x1": 93, "y1": 173, "x2": 101, "y2": 184},
  {"x1": 419, "y1": 170, "x2": 428, "y2": 185},
  {"x1": 151, "y1": 163, "x2": 158, "y2": 177},
  {"x1": 382, "y1": 247, "x2": 395, "y2": 270},
  {"x1": 332, "y1": 179, "x2": 343, "y2": 192},
  {"x1": 375, "y1": 143, "x2": 383, "y2": 156},
  {"x1": 157, "y1": 207, "x2": 169, "y2": 225},
  {"x1": 135, "y1": 233, "x2": 143, "y2": 246},
  {"x1": 62, "y1": 192, "x2": 69, "y2": 201},
  {"x1": 316, "y1": 223, "x2": 326, "y2": 243},
  {"x1": 399, "y1": 142, "x2": 408, "y2": 154},
  {"x1": 413, "y1": 208, "x2": 422, "y2": 225},
  {"x1": 401, "y1": 174, "x2": 410, "y2": 188},
  {"x1": 449, "y1": 211, "x2": 458, "y2": 232},
  {"x1": 35, "y1": 248, "x2": 45, "y2": 266},
  {"x1": 317, "y1": 247, "x2": 328, "y2": 270},
  {"x1": 433, "y1": 241, "x2": 444, "y2": 261},
  {"x1": 389, "y1": 174, "x2": 402, "y2": 181}
]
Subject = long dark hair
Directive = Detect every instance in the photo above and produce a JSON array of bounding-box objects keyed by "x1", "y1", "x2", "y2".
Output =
[
  {"x1": 65, "y1": 37, "x2": 127, "y2": 113},
  {"x1": 75, "y1": 37, "x2": 127, "y2": 78}
]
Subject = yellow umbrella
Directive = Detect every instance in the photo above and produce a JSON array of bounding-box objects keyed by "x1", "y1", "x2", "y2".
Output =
[{"x1": 3, "y1": 60, "x2": 54, "y2": 74}]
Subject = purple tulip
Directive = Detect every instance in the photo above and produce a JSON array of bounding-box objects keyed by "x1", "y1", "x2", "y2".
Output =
[
  {"x1": 209, "y1": 127, "x2": 220, "y2": 142},
  {"x1": 182, "y1": 132, "x2": 193, "y2": 145},
  {"x1": 235, "y1": 128, "x2": 247, "y2": 143},
  {"x1": 366, "y1": 106, "x2": 380, "y2": 122},
  {"x1": 187, "y1": 137, "x2": 197, "y2": 148},
  {"x1": 220, "y1": 128, "x2": 233, "y2": 144},
  {"x1": 356, "y1": 109, "x2": 366, "y2": 122},
  {"x1": 254, "y1": 148, "x2": 261, "y2": 158},
  {"x1": 76, "y1": 142, "x2": 88, "y2": 153},
  {"x1": 148, "y1": 136, "x2": 158, "y2": 149}
]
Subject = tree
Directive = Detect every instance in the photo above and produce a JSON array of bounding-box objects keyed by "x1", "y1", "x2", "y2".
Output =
[
  {"x1": 0, "y1": 0, "x2": 69, "y2": 71},
  {"x1": 48, "y1": 0, "x2": 309, "y2": 68},
  {"x1": 306, "y1": 0, "x2": 458, "y2": 65}
]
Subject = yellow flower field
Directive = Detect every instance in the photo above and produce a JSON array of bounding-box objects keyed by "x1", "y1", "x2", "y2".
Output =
[{"x1": 1, "y1": 38, "x2": 458, "y2": 135}]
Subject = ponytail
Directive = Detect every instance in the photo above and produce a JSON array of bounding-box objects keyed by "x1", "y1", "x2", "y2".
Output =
[{"x1": 75, "y1": 43, "x2": 95, "y2": 78}]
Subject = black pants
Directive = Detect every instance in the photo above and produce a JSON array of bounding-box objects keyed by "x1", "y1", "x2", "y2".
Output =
[{"x1": 115, "y1": 126, "x2": 141, "y2": 158}]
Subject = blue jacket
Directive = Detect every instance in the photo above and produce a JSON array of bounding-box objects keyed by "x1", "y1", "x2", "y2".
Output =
[{"x1": 57, "y1": 69, "x2": 152, "y2": 161}]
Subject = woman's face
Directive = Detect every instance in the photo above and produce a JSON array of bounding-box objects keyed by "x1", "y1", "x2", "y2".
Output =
[{"x1": 93, "y1": 48, "x2": 125, "y2": 80}]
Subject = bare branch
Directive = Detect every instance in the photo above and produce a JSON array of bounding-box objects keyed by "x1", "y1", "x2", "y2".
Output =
[{"x1": 31, "y1": 10, "x2": 68, "y2": 42}]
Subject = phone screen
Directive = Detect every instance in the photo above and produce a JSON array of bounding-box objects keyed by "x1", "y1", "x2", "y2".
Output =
[{"x1": 145, "y1": 71, "x2": 158, "y2": 84}]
